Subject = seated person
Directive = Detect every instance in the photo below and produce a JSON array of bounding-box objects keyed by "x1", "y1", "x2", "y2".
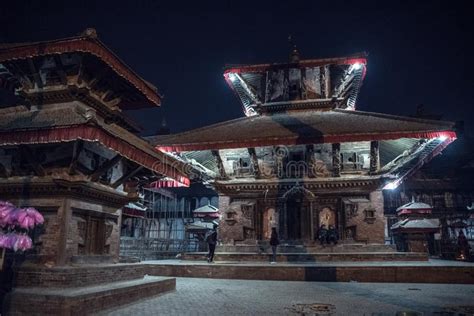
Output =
[
  {"x1": 327, "y1": 225, "x2": 339, "y2": 245},
  {"x1": 318, "y1": 224, "x2": 328, "y2": 245}
]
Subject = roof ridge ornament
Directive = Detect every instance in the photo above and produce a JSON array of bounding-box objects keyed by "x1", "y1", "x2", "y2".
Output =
[
  {"x1": 288, "y1": 35, "x2": 300, "y2": 63},
  {"x1": 81, "y1": 28, "x2": 98, "y2": 39}
]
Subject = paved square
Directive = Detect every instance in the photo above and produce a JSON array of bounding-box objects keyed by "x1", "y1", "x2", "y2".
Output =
[{"x1": 102, "y1": 277, "x2": 474, "y2": 315}]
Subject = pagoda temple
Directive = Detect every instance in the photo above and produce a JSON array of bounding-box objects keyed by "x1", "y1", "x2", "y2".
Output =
[
  {"x1": 0, "y1": 29, "x2": 189, "y2": 265},
  {"x1": 151, "y1": 50, "x2": 457, "y2": 246}
]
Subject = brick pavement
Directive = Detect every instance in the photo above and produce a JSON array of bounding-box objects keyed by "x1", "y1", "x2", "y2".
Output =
[{"x1": 101, "y1": 278, "x2": 474, "y2": 315}]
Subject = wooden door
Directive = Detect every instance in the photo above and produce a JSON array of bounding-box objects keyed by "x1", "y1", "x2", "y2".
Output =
[{"x1": 87, "y1": 218, "x2": 105, "y2": 255}]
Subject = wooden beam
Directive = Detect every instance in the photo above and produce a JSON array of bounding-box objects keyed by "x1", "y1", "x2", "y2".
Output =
[
  {"x1": 274, "y1": 146, "x2": 284, "y2": 178},
  {"x1": 106, "y1": 97, "x2": 122, "y2": 107},
  {"x1": 247, "y1": 148, "x2": 261, "y2": 178},
  {"x1": 369, "y1": 140, "x2": 380, "y2": 174},
  {"x1": 89, "y1": 155, "x2": 122, "y2": 181},
  {"x1": 324, "y1": 65, "x2": 331, "y2": 98},
  {"x1": 111, "y1": 165, "x2": 143, "y2": 189},
  {"x1": 0, "y1": 163, "x2": 9, "y2": 178},
  {"x1": 211, "y1": 150, "x2": 228, "y2": 179},
  {"x1": 332, "y1": 143, "x2": 341, "y2": 177},
  {"x1": 4, "y1": 61, "x2": 34, "y2": 90},
  {"x1": 27, "y1": 59, "x2": 43, "y2": 89},
  {"x1": 306, "y1": 144, "x2": 316, "y2": 178},
  {"x1": 68, "y1": 140, "x2": 84, "y2": 175},
  {"x1": 100, "y1": 89, "x2": 113, "y2": 101},
  {"x1": 86, "y1": 69, "x2": 109, "y2": 90},
  {"x1": 53, "y1": 55, "x2": 68, "y2": 85}
]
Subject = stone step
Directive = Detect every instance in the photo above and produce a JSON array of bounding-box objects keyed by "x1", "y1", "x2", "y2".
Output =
[
  {"x1": 15, "y1": 263, "x2": 148, "y2": 288},
  {"x1": 6, "y1": 276, "x2": 176, "y2": 315},
  {"x1": 144, "y1": 261, "x2": 474, "y2": 284},
  {"x1": 216, "y1": 243, "x2": 397, "y2": 254},
  {"x1": 183, "y1": 251, "x2": 428, "y2": 262}
]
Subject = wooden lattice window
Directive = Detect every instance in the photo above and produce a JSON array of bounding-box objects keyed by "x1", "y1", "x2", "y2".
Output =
[{"x1": 364, "y1": 209, "x2": 376, "y2": 223}]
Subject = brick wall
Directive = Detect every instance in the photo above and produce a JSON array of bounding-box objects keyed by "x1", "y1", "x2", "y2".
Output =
[
  {"x1": 107, "y1": 218, "x2": 121, "y2": 261},
  {"x1": 217, "y1": 195, "x2": 233, "y2": 244},
  {"x1": 345, "y1": 190, "x2": 386, "y2": 243},
  {"x1": 38, "y1": 213, "x2": 61, "y2": 263},
  {"x1": 15, "y1": 263, "x2": 146, "y2": 288}
]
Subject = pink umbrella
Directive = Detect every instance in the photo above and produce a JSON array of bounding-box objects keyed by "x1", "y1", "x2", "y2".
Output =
[
  {"x1": 14, "y1": 234, "x2": 33, "y2": 251},
  {"x1": 0, "y1": 233, "x2": 17, "y2": 250},
  {"x1": 0, "y1": 202, "x2": 15, "y2": 227},
  {"x1": 16, "y1": 207, "x2": 44, "y2": 229}
]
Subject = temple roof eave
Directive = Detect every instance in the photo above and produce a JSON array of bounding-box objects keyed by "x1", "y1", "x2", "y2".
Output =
[
  {"x1": 0, "y1": 105, "x2": 190, "y2": 186},
  {"x1": 151, "y1": 109, "x2": 456, "y2": 152},
  {"x1": 0, "y1": 33, "x2": 162, "y2": 109},
  {"x1": 212, "y1": 176, "x2": 383, "y2": 193}
]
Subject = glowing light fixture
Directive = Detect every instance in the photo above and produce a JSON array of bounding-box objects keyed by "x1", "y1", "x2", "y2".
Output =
[
  {"x1": 228, "y1": 73, "x2": 237, "y2": 82},
  {"x1": 352, "y1": 62, "x2": 363, "y2": 70},
  {"x1": 438, "y1": 135, "x2": 448, "y2": 141},
  {"x1": 348, "y1": 62, "x2": 363, "y2": 74},
  {"x1": 383, "y1": 180, "x2": 399, "y2": 190}
]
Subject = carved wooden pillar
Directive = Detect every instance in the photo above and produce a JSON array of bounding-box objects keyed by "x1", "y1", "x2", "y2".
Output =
[
  {"x1": 247, "y1": 147, "x2": 261, "y2": 178},
  {"x1": 369, "y1": 140, "x2": 380, "y2": 174},
  {"x1": 283, "y1": 202, "x2": 288, "y2": 240},
  {"x1": 274, "y1": 147, "x2": 284, "y2": 178},
  {"x1": 212, "y1": 150, "x2": 227, "y2": 179},
  {"x1": 324, "y1": 65, "x2": 331, "y2": 98},
  {"x1": 277, "y1": 200, "x2": 284, "y2": 238},
  {"x1": 306, "y1": 144, "x2": 316, "y2": 178},
  {"x1": 332, "y1": 143, "x2": 341, "y2": 177}
]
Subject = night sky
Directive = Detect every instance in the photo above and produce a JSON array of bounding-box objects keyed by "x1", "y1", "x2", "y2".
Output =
[{"x1": 1, "y1": 1, "x2": 473, "y2": 136}]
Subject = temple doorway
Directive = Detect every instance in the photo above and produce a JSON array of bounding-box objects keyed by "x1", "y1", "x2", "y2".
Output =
[{"x1": 286, "y1": 197, "x2": 311, "y2": 240}]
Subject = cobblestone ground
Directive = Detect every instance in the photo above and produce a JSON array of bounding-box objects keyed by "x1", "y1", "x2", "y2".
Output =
[{"x1": 103, "y1": 278, "x2": 474, "y2": 315}]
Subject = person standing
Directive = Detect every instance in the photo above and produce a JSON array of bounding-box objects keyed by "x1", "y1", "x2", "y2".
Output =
[
  {"x1": 457, "y1": 230, "x2": 470, "y2": 260},
  {"x1": 270, "y1": 227, "x2": 280, "y2": 264},
  {"x1": 206, "y1": 224, "x2": 218, "y2": 263}
]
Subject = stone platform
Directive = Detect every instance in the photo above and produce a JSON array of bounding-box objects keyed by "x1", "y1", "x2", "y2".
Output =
[
  {"x1": 216, "y1": 242, "x2": 397, "y2": 253},
  {"x1": 183, "y1": 243, "x2": 427, "y2": 262},
  {"x1": 183, "y1": 251, "x2": 427, "y2": 262},
  {"x1": 144, "y1": 259, "x2": 474, "y2": 284},
  {"x1": 4, "y1": 263, "x2": 176, "y2": 315},
  {"x1": 7, "y1": 276, "x2": 175, "y2": 315}
]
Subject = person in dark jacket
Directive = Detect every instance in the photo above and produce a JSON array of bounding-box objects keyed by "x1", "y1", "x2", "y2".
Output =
[
  {"x1": 206, "y1": 224, "x2": 218, "y2": 263},
  {"x1": 327, "y1": 225, "x2": 339, "y2": 245},
  {"x1": 318, "y1": 224, "x2": 328, "y2": 245},
  {"x1": 269, "y1": 227, "x2": 280, "y2": 263},
  {"x1": 457, "y1": 230, "x2": 470, "y2": 260}
]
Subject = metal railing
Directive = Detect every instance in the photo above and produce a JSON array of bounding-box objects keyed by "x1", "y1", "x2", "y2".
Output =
[{"x1": 120, "y1": 237, "x2": 207, "y2": 260}]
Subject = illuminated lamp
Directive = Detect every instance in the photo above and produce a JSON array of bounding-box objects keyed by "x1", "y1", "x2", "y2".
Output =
[
  {"x1": 352, "y1": 62, "x2": 363, "y2": 70},
  {"x1": 228, "y1": 73, "x2": 237, "y2": 82},
  {"x1": 383, "y1": 180, "x2": 399, "y2": 190}
]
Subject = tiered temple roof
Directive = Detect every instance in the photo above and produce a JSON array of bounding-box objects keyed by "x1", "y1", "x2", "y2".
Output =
[
  {"x1": 150, "y1": 52, "x2": 457, "y2": 192},
  {"x1": 0, "y1": 28, "x2": 160, "y2": 109},
  {"x1": 0, "y1": 29, "x2": 189, "y2": 186}
]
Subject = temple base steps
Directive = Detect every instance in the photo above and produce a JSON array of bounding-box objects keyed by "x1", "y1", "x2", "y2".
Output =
[
  {"x1": 182, "y1": 251, "x2": 427, "y2": 262},
  {"x1": 217, "y1": 242, "x2": 396, "y2": 254},
  {"x1": 142, "y1": 260, "x2": 474, "y2": 284},
  {"x1": 4, "y1": 263, "x2": 176, "y2": 315}
]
